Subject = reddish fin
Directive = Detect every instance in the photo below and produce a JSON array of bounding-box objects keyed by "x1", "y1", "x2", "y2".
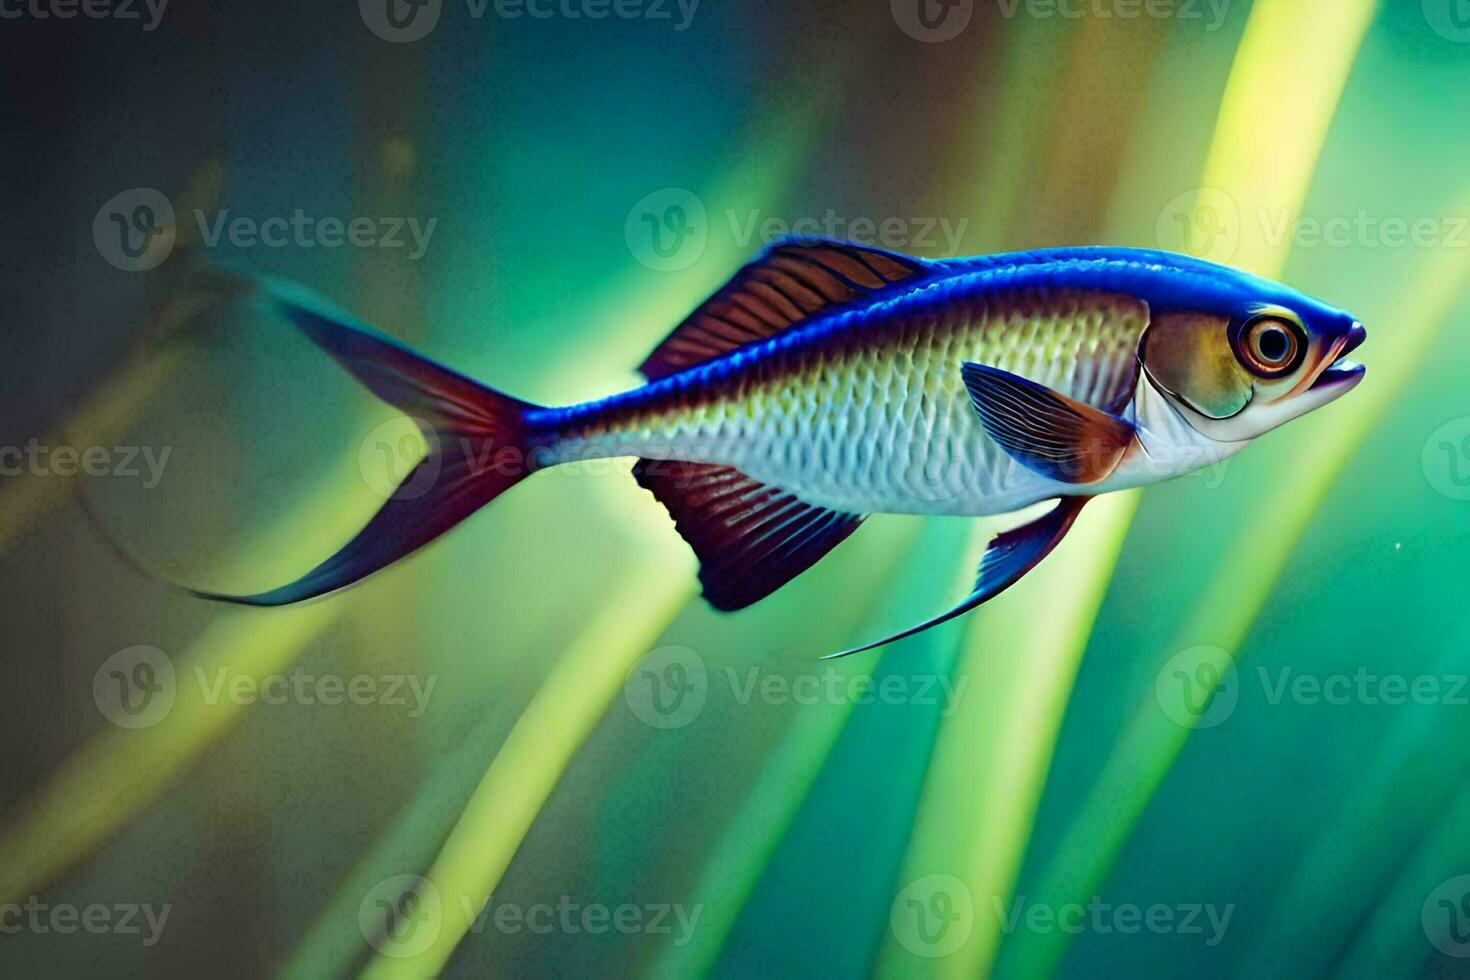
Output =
[
  {"x1": 638, "y1": 238, "x2": 932, "y2": 380},
  {"x1": 826, "y1": 496, "x2": 1091, "y2": 659},
  {"x1": 961, "y1": 361, "x2": 1135, "y2": 484},
  {"x1": 632, "y1": 459, "x2": 865, "y2": 610},
  {"x1": 186, "y1": 282, "x2": 541, "y2": 605}
]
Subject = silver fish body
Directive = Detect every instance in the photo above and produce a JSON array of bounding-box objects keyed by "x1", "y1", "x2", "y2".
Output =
[
  {"x1": 545, "y1": 285, "x2": 1150, "y2": 516},
  {"x1": 185, "y1": 240, "x2": 1365, "y2": 655}
]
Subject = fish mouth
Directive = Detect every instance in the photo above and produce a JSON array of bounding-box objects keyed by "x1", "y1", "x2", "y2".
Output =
[
  {"x1": 1309, "y1": 321, "x2": 1367, "y2": 394},
  {"x1": 1311, "y1": 357, "x2": 1366, "y2": 392}
]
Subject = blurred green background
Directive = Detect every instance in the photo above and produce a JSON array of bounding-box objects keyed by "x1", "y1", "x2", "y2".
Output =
[{"x1": 4, "y1": 0, "x2": 1470, "y2": 976}]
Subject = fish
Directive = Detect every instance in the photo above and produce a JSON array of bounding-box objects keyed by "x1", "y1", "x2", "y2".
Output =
[{"x1": 185, "y1": 238, "x2": 1367, "y2": 656}]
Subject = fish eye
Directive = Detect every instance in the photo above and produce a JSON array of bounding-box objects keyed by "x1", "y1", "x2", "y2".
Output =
[{"x1": 1237, "y1": 316, "x2": 1304, "y2": 377}]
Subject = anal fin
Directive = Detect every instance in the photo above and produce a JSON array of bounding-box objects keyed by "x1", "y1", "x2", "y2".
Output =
[
  {"x1": 825, "y1": 496, "x2": 1090, "y2": 659},
  {"x1": 633, "y1": 459, "x2": 865, "y2": 611}
]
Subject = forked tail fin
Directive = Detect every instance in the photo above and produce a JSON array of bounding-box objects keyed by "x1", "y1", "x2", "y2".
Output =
[{"x1": 192, "y1": 282, "x2": 541, "y2": 605}]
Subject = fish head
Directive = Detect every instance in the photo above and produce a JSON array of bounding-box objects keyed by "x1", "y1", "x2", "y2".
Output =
[{"x1": 1138, "y1": 274, "x2": 1366, "y2": 443}]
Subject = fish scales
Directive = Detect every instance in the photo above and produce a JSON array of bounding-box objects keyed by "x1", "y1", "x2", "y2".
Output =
[{"x1": 548, "y1": 284, "x2": 1148, "y2": 515}]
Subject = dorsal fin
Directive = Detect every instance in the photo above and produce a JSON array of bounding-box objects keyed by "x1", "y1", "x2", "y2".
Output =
[
  {"x1": 632, "y1": 459, "x2": 866, "y2": 610},
  {"x1": 638, "y1": 238, "x2": 933, "y2": 380}
]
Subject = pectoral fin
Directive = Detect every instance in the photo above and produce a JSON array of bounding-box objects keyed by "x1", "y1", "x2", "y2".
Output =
[
  {"x1": 824, "y1": 496, "x2": 1090, "y2": 659},
  {"x1": 961, "y1": 361, "x2": 1135, "y2": 484}
]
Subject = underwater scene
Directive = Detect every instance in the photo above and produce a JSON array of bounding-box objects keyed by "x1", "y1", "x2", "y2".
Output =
[{"x1": 4, "y1": 1, "x2": 1470, "y2": 976}]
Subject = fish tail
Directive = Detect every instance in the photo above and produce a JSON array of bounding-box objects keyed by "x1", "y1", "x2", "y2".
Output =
[{"x1": 192, "y1": 279, "x2": 544, "y2": 606}]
